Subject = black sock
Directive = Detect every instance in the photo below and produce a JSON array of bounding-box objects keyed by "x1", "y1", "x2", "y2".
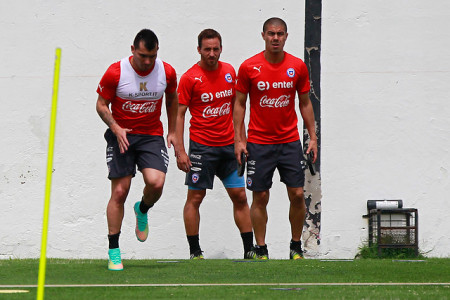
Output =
[
  {"x1": 108, "y1": 232, "x2": 120, "y2": 249},
  {"x1": 187, "y1": 235, "x2": 201, "y2": 254},
  {"x1": 139, "y1": 197, "x2": 154, "y2": 214},
  {"x1": 241, "y1": 232, "x2": 254, "y2": 253},
  {"x1": 290, "y1": 239, "x2": 302, "y2": 250}
]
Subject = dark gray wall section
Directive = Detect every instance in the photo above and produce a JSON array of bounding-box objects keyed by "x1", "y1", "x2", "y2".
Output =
[{"x1": 304, "y1": 0, "x2": 321, "y2": 170}]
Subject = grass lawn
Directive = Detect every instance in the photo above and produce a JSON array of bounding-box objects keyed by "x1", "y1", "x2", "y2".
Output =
[{"x1": 0, "y1": 258, "x2": 449, "y2": 299}]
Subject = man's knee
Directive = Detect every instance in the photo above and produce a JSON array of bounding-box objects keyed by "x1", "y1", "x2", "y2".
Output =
[
  {"x1": 110, "y1": 177, "x2": 132, "y2": 203},
  {"x1": 146, "y1": 180, "x2": 164, "y2": 193},
  {"x1": 143, "y1": 169, "x2": 166, "y2": 193},
  {"x1": 288, "y1": 187, "x2": 305, "y2": 207},
  {"x1": 111, "y1": 185, "x2": 129, "y2": 203},
  {"x1": 252, "y1": 190, "x2": 269, "y2": 207},
  {"x1": 228, "y1": 188, "x2": 247, "y2": 206},
  {"x1": 186, "y1": 190, "x2": 206, "y2": 209}
]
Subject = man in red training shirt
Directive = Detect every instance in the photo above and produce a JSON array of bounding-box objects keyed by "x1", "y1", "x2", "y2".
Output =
[
  {"x1": 96, "y1": 29, "x2": 178, "y2": 270},
  {"x1": 234, "y1": 18, "x2": 318, "y2": 260},
  {"x1": 176, "y1": 29, "x2": 254, "y2": 259}
]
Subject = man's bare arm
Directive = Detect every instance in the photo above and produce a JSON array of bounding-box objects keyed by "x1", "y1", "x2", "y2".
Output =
[
  {"x1": 233, "y1": 91, "x2": 248, "y2": 164},
  {"x1": 96, "y1": 95, "x2": 130, "y2": 153}
]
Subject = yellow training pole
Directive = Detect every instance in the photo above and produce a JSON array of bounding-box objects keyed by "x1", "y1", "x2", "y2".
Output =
[{"x1": 37, "y1": 48, "x2": 61, "y2": 300}]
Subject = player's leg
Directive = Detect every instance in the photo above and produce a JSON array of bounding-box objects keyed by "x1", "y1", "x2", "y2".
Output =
[
  {"x1": 133, "y1": 135, "x2": 169, "y2": 242},
  {"x1": 222, "y1": 170, "x2": 254, "y2": 258},
  {"x1": 104, "y1": 129, "x2": 136, "y2": 270},
  {"x1": 141, "y1": 167, "x2": 166, "y2": 206},
  {"x1": 107, "y1": 176, "x2": 133, "y2": 234},
  {"x1": 107, "y1": 175, "x2": 132, "y2": 271},
  {"x1": 229, "y1": 188, "x2": 255, "y2": 259},
  {"x1": 226, "y1": 186, "x2": 252, "y2": 232},
  {"x1": 279, "y1": 140, "x2": 306, "y2": 259},
  {"x1": 133, "y1": 168, "x2": 165, "y2": 242},
  {"x1": 251, "y1": 190, "x2": 270, "y2": 259},
  {"x1": 287, "y1": 186, "x2": 306, "y2": 241},
  {"x1": 218, "y1": 144, "x2": 255, "y2": 258},
  {"x1": 251, "y1": 190, "x2": 269, "y2": 246},
  {"x1": 184, "y1": 188, "x2": 206, "y2": 259},
  {"x1": 182, "y1": 140, "x2": 215, "y2": 258},
  {"x1": 287, "y1": 186, "x2": 306, "y2": 259},
  {"x1": 246, "y1": 142, "x2": 276, "y2": 259}
]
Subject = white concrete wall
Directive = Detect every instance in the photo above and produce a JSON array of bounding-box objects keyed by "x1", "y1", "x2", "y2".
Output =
[
  {"x1": 1, "y1": 0, "x2": 448, "y2": 259},
  {"x1": 320, "y1": 0, "x2": 450, "y2": 258}
]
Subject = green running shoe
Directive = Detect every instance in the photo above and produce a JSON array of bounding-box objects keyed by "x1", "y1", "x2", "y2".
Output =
[
  {"x1": 108, "y1": 248, "x2": 123, "y2": 271},
  {"x1": 134, "y1": 201, "x2": 149, "y2": 242}
]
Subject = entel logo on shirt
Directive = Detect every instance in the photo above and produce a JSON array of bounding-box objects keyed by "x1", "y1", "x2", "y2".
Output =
[
  {"x1": 201, "y1": 88, "x2": 233, "y2": 102},
  {"x1": 257, "y1": 81, "x2": 294, "y2": 91}
]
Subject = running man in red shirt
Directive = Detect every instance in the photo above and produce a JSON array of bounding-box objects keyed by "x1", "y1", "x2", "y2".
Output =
[
  {"x1": 176, "y1": 29, "x2": 254, "y2": 259},
  {"x1": 234, "y1": 18, "x2": 318, "y2": 259},
  {"x1": 96, "y1": 29, "x2": 178, "y2": 270}
]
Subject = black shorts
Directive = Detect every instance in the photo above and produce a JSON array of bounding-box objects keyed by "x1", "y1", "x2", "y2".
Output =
[
  {"x1": 246, "y1": 140, "x2": 305, "y2": 191},
  {"x1": 104, "y1": 129, "x2": 169, "y2": 179},
  {"x1": 185, "y1": 140, "x2": 238, "y2": 190}
]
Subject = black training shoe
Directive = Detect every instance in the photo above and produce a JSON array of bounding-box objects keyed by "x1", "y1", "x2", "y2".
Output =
[
  {"x1": 244, "y1": 246, "x2": 257, "y2": 259},
  {"x1": 254, "y1": 245, "x2": 269, "y2": 260},
  {"x1": 290, "y1": 242, "x2": 304, "y2": 260},
  {"x1": 190, "y1": 250, "x2": 204, "y2": 260}
]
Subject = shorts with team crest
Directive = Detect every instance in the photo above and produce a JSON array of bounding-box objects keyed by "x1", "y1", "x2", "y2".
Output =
[
  {"x1": 246, "y1": 140, "x2": 306, "y2": 191},
  {"x1": 185, "y1": 140, "x2": 245, "y2": 190},
  {"x1": 104, "y1": 129, "x2": 169, "y2": 179}
]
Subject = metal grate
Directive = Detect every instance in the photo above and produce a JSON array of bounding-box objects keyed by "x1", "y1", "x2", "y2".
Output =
[{"x1": 368, "y1": 208, "x2": 418, "y2": 256}]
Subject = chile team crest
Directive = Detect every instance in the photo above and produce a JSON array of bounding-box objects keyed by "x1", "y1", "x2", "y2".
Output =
[
  {"x1": 225, "y1": 73, "x2": 233, "y2": 83},
  {"x1": 287, "y1": 68, "x2": 295, "y2": 78},
  {"x1": 192, "y1": 173, "x2": 200, "y2": 183}
]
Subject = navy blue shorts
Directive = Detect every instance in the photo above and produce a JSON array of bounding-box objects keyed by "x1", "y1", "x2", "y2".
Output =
[
  {"x1": 246, "y1": 140, "x2": 305, "y2": 191},
  {"x1": 185, "y1": 140, "x2": 244, "y2": 190},
  {"x1": 104, "y1": 129, "x2": 168, "y2": 179}
]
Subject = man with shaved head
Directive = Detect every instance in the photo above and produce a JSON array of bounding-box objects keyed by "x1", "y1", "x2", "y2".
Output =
[{"x1": 234, "y1": 17, "x2": 318, "y2": 259}]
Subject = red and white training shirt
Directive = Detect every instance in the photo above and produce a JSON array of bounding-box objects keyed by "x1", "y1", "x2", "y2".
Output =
[
  {"x1": 97, "y1": 56, "x2": 177, "y2": 136},
  {"x1": 177, "y1": 62, "x2": 235, "y2": 146},
  {"x1": 236, "y1": 51, "x2": 310, "y2": 144}
]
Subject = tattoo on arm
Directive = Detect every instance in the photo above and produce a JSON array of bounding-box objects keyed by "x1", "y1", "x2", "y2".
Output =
[{"x1": 101, "y1": 111, "x2": 117, "y2": 127}]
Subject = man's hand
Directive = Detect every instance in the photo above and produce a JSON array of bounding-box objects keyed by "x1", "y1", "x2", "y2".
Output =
[
  {"x1": 111, "y1": 124, "x2": 131, "y2": 154},
  {"x1": 306, "y1": 138, "x2": 318, "y2": 163},
  {"x1": 176, "y1": 150, "x2": 192, "y2": 173},
  {"x1": 234, "y1": 141, "x2": 248, "y2": 165},
  {"x1": 166, "y1": 132, "x2": 177, "y2": 150}
]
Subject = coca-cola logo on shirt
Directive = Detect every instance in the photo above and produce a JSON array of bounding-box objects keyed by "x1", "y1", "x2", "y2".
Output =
[
  {"x1": 122, "y1": 101, "x2": 157, "y2": 113},
  {"x1": 202, "y1": 102, "x2": 231, "y2": 118},
  {"x1": 259, "y1": 95, "x2": 290, "y2": 108}
]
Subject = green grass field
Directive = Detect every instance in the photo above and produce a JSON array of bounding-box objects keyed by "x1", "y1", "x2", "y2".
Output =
[{"x1": 0, "y1": 258, "x2": 449, "y2": 299}]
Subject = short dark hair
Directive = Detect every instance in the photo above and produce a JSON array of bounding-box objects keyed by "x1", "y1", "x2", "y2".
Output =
[
  {"x1": 133, "y1": 29, "x2": 159, "y2": 51},
  {"x1": 197, "y1": 29, "x2": 222, "y2": 48},
  {"x1": 263, "y1": 17, "x2": 287, "y2": 33}
]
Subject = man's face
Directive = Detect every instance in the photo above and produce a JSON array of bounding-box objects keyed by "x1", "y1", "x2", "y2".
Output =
[
  {"x1": 262, "y1": 23, "x2": 288, "y2": 54},
  {"x1": 131, "y1": 41, "x2": 158, "y2": 72},
  {"x1": 198, "y1": 37, "x2": 222, "y2": 69}
]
